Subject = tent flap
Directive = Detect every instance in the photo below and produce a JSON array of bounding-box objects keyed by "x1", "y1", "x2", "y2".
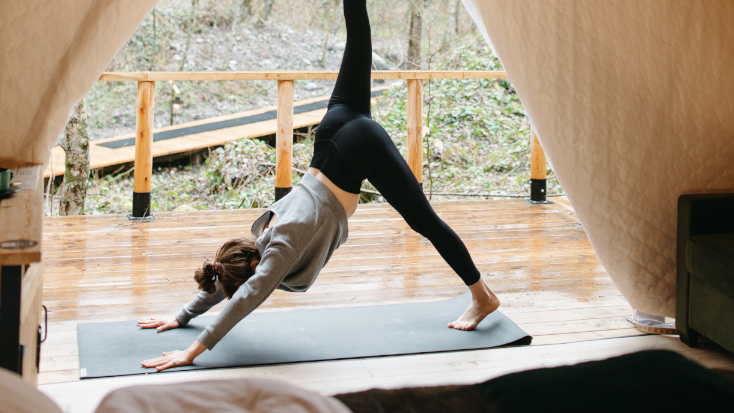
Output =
[
  {"x1": 0, "y1": 0, "x2": 157, "y2": 167},
  {"x1": 463, "y1": 0, "x2": 734, "y2": 316}
]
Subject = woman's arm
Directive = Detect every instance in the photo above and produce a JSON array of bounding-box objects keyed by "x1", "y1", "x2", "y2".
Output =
[
  {"x1": 175, "y1": 281, "x2": 227, "y2": 326},
  {"x1": 194, "y1": 243, "x2": 298, "y2": 349},
  {"x1": 142, "y1": 243, "x2": 298, "y2": 372},
  {"x1": 137, "y1": 282, "x2": 227, "y2": 331}
]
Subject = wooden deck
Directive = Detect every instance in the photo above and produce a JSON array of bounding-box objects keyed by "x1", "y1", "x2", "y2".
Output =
[
  {"x1": 37, "y1": 199, "x2": 734, "y2": 412},
  {"x1": 45, "y1": 87, "x2": 388, "y2": 178}
]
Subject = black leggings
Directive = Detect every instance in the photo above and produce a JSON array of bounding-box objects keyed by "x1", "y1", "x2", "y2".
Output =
[{"x1": 310, "y1": 0, "x2": 481, "y2": 286}]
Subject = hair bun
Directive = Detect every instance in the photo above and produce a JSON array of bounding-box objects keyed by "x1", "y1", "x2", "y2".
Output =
[
  {"x1": 203, "y1": 259, "x2": 224, "y2": 280},
  {"x1": 212, "y1": 261, "x2": 224, "y2": 276}
]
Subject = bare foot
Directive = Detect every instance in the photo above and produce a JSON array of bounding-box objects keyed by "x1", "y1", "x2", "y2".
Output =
[{"x1": 448, "y1": 279, "x2": 500, "y2": 330}]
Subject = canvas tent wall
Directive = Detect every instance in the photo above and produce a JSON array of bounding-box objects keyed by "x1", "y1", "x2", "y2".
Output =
[
  {"x1": 462, "y1": 0, "x2": 734, "y2": 317},
  {"x1": 0, "y1": 0, "x2": 157, "y2": 167}
]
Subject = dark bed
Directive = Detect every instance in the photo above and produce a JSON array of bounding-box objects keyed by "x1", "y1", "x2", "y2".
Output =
[{"x1": 334, "y1": 350, "x2": 734, "y2": 413}]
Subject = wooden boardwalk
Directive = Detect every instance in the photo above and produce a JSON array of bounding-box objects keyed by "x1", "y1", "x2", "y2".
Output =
[
  {"x1": 37, "y1": 199, "x2": 734, "y2": 412},
  {"x1": 45, "y1": 87, "x2": 388, "y2": 178}
]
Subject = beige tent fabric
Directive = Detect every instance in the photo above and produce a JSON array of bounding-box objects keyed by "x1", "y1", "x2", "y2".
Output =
[
  {"x1": 0, "y1": 0, "x2": 157, "y2": 167},
  {"x1": 462, "y1": 0, "x2": 734, "y2": 316},
  {"x1": 0, "y1": 368, "x2": 62, "y2": 413}
]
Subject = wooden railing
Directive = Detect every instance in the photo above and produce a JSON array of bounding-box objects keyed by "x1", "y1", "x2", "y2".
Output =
[{"x1": 96, "y1": 70, "x2": 549, "y2": 219}]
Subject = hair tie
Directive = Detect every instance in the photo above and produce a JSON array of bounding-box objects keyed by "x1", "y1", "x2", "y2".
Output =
[
  {"x1": 204, "y1": 259, "x2": 222, "y2": 281},
  {"x1": 212, "y1": 261, "x2": 224, "y2": 280}
]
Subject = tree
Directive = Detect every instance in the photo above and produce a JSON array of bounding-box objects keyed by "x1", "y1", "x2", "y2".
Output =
[
  {"x1": 257, "y1": 0, "x2": 275, "y2": 28},
  {"x1": 58, "y1": 100, "x2": 90, "y2": 216},
  {"x1": 319, "y1": 0, "x2": 342, "y2": 67},
  {"x1": 406, "y1": 0, "x2": 423, "y2": 69},
  {"x1": 242, "y1": 0, "x2": 254, "y2": 21},
  {"x1": 221, "y1": 0, "x2": 246, "y2": 70},
  {"x1": 454, "y1": 0, "x2": 462, "y2": 35},
  {"x1": 171, "y1": 0, "x2": 197, "y2": 125}
]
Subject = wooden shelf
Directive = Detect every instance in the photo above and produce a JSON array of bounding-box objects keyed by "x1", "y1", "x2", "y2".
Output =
[
  {"x1": 0, "y1": 162, "x2": 43, "y2": 266},
  {"x1": 0, "y1": 161, "x2": 44, "y2": 386}
]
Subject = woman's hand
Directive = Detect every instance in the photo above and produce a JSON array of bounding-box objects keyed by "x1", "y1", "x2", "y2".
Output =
[
  {"x1": 141, "y1": 350, "x2": 194, "y2": 371},
  {"x1": 141, "y1": 340, "x2": 207, "y2": 372},
  {"x1": 137, "y1": 317, "x2": 180, "y2": 332}
]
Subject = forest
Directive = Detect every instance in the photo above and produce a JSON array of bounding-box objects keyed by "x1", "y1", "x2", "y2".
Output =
[{"x1": 50, "y1": 0, "x2": 562, "y2": 216}]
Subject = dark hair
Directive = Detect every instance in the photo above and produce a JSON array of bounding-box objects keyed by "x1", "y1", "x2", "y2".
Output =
[{"x1": 194, "y1": 237, "x2": 261, "y2": 299}]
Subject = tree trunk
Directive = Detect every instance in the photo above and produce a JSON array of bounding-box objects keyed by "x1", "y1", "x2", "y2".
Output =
[
  {"x1": 257, "y1": 0, "x2": 275, "y2": 28},
  {"x1": 221, "y1": 0, "x2": 245, "y2": 70},
  {"x1": 150, "y1": 7, "x2": 157, "y2": 70},
  {"x1": 58, "y1": 100, "x2": 90, "y2": 216},
  {"x1": 171, "y1": 0, "x2": 197, "y2": 125},
  {"x1": 406, "y1": 0, "x2": 423, "y2": 69},
  {"x1": 320, "y1": 0, "x2": 341, "y2": 67},
  {"x1": 242, "y1": 0, "x2": 253, "y2": 19},
  {"x1": 454, "y1": 0, "x2": 462, "y2": 35}
]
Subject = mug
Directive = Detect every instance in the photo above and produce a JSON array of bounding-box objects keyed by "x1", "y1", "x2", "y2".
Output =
[{"x1": 0, "y1": 168, "x2": 13, "y2": 191}]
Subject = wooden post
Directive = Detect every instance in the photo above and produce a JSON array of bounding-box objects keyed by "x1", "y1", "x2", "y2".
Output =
[
  {"x1": 19, "y1": 263, "x2": 43, "y2": 385},
  {"x1": 0, "y1": 165, "x2": 43, "y2": 383},
  {"x1": 131, "y1": 81, "x2": 155, "y2": 219},
  {"x1": 529, "y1": 128, "x2": 548, "y2": 202},
  {"x1": 275, "y1": 80, "x2": 294, "y2": 201},
  {"x1": 407, "y1": 79, "x2": 423, "y2": 186}
]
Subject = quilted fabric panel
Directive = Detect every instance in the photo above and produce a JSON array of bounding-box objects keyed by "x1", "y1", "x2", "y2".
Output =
[
  {"x1": 0, "y1": 0, "x2": 156, "y2": 167},
  {"x1": 464, "y1": 0, "x2": 734, "y2": 316}
]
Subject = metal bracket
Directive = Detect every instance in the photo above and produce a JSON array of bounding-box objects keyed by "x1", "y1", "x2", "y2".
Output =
[
  {"x1": 127, "y1": 214, "x2": 155, "y2": 221},
  {"x1": 275, "y1": 187, "x2": 292, "y2": 202},
  {"x1": 37, "y1": 305, "x2": 48, "y2": 372},
  {"x1": 525, "y1": 198, "x2": 553, "y2": 205}
]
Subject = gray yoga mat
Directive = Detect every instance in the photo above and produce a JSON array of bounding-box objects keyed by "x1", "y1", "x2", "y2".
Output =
[{"x1": 77, "y1": 293, "x2": 531, "y2": 378}]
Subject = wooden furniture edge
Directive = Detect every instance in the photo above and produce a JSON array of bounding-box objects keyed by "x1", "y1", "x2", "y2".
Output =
[{"x1": 0, "y1": 163, "x2": 43, "y2": 266}]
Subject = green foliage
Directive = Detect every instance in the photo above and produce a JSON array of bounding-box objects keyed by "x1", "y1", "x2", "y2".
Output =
[
  {"x1": 79, "y1": 35, "x2": 562, "y2": 216},
  {"x1": 373, "y1": 35, "x2": 562, "y2": 197}
]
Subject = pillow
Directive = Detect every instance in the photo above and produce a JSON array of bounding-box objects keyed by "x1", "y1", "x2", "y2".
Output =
[
  {"x1": 0, "y1": 369, "x2": 63, "y2": 413},
  {"x1": 95, "y1": 377, "x2": 350, "y2": 413}
]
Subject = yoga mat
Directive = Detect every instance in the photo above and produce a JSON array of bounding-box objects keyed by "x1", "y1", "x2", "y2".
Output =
[{"x1": 77, "y1": 293, "x2": 531, "y2": 378}]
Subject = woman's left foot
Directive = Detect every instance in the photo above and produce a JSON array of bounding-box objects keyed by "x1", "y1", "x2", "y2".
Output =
[{"x1": 448, "y1": 280, "x2": 500, "y2": 330}]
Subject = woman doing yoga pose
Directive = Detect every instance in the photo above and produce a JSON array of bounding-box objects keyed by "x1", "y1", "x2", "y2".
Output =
[{"x1": 139, "y1": 0, "x2": 500, "y2": 372}]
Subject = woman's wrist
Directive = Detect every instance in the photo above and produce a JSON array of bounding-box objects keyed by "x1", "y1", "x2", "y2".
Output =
[{"x1": 185, "y1": 340, "x2": 207, "y2": 360}]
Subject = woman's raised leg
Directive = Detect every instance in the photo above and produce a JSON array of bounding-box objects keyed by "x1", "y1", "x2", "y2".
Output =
[
  {"x1": 328, "y1": 0, "x2": 373, "y2": 116},
  {"x1": 362, "y1": 126, "x2": 500, "y2": 330}
]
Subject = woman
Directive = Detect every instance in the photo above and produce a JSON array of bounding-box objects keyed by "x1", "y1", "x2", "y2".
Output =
[{"x1": 139, "y1": 0, "x2": 500, "y2": 372}]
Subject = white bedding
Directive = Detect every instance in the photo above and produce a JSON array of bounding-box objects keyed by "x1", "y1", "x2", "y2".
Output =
[
  {"x1": 2, "y1": 367, "x2": 349, "y2": 413},
  {"x1": 94, "y1": 378, "x2": 350, "y2": 413},
  {"x1": 462, "y1": 0, "x2": 734, "y2": 316},
  {"x1": 0, "y1": 369, "x2": 63, "y2": 413}
]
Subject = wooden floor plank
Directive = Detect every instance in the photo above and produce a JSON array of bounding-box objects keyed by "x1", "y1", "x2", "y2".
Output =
[{"x1": 37, "y1": 198, "x2": 729, "y2": 413}]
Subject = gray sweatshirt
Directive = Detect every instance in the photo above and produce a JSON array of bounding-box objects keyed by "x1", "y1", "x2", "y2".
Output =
[{"x1": 175, "y1": 174, "x2": 349, "y2": 349}]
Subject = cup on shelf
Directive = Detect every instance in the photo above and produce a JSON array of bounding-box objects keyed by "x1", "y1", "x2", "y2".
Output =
[{"x1": 0, "y1": 168, "x2": 14, "y2": 191}]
